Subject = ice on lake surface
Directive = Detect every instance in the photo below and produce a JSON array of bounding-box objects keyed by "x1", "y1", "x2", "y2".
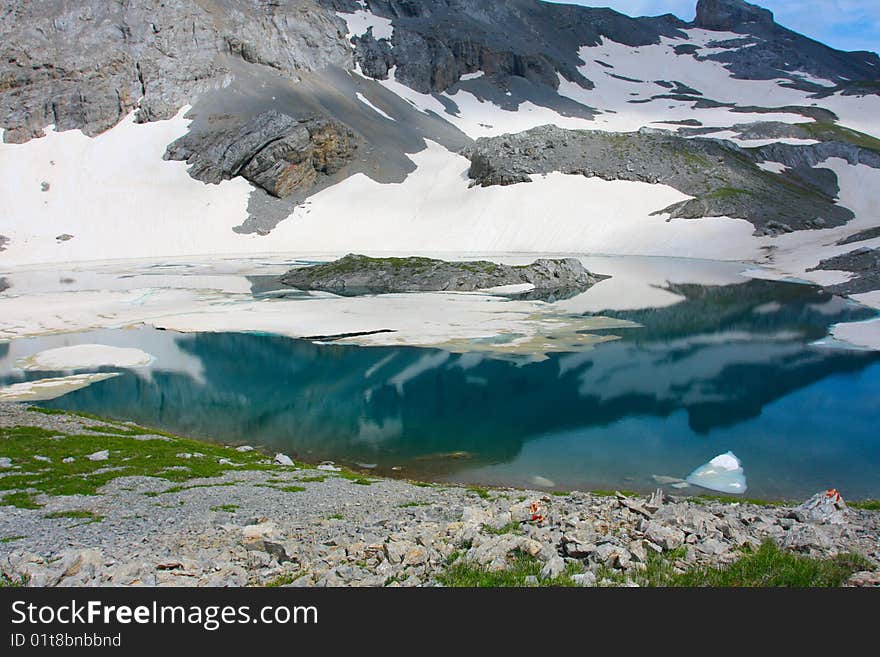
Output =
[
  {"x1": 1, "y1": 255, "x2": 879, "y2": 499},
  {"x1": 686, "y1": 452, "x2": 748, "y2": 494}
]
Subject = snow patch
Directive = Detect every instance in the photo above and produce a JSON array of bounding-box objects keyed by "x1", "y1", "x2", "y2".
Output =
[
  {"x1": 0, "y1": 108, "x2": 254, "y2": 266},
  {"x1": 0, "y1": 373, "x2": 121, "y2": 402},
  {"x1": 336, "y1": 9, "x2": 393, "y2": 40},
  {"x1": 16, "y1": 344, "x2": 155, "y2": 371},
  {"x1": 355, "y1": 92, "x2": 395, "y2": 121}
]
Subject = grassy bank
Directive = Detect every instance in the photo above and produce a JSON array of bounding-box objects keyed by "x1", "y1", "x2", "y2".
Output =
[
  {"x1": 438, "y1": 541, "x2": 871, "y2": 588},
  {"x1": 0, "y1": 407, "x2": 380, "y2": 509}
]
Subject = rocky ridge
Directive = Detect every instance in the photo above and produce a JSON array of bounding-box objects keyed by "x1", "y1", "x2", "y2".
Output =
[
  {"x1": 0, "y1": 0, "x2": 352, "y2": 143},
  {"x1": 330, "y1": 0, "x2": 879, "y2": 97},
  {"x1": 464, "y1": 124, "x2": 863, "y2": 233},
  {"x1": 280, "y1": 254, "x2": 607, "y2": 294},
  {"x1": 810, "y1": 248, "x2": 880, "y2": 296},
  {"x1": 0, "y1": 405, "x2": 877, "y2": 588}
]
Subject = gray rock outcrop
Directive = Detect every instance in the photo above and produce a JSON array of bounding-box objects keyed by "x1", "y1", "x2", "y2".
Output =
[
  {"x1": 280, "y1": 253, "x2": 607, "y2": 294},
  {"x1": 690, "y1": 0, "x2": 880, "y2": 92},
  {"x1": 694, "y1": 0, "x2": 774, "y2": 31},
  {"x1": 463, "y1": 124, "x2": 853, "y2": 233},
  {"x1": 163, "y1": 110, "x2": 358, "y2": 198},
  {"x1": 323, "y1": 0, "x2": 687, "y2": 94},
  {"x1": 0, "y1": 0, "x2": 352, "y2": 143},
  {"x1": 810, "y1": 247, "x2": 880, "y2": 296}
]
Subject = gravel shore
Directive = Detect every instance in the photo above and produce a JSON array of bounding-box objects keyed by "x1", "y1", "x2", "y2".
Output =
[{"x1": 1, "y1": 404, "x2": 878, "y2": 587}]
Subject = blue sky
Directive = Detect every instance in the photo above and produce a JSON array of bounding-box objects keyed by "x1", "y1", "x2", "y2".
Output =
[{"x1": 548, "y1": 1, "x2": 879, "y2": 54}]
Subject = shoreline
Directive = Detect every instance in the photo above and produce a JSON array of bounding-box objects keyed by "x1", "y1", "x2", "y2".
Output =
[
  {"x1": 25, "y1": 402, "x2": 880, "y2": 506},
  {"x1": 1, "y1": 404, "x2": 878, "y2": 587}
]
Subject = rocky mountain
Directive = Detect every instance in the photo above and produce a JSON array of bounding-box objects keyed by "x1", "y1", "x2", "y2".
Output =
[
  {"x1": 280, "y1": 253, "x2": 607, "y2": 293},
  {"x1": 0, "y1": 0, "x2": 878, "y2": 300}
]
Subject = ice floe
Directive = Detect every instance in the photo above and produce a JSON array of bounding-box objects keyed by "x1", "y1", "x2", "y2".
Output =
[
  {"x1": 0, "y1": 373, "x2": 121, "y2": 402},
  {"x1": 16, "y1": 344, "x2": 155, "y2": 371},
  {"x1": 685, "y1": 451, "x2": 747, "y2": 494}
]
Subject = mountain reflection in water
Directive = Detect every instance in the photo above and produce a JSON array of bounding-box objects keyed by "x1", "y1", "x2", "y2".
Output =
[{"x1": 7, "y1": 278, "x2": 879, "y2": 499}]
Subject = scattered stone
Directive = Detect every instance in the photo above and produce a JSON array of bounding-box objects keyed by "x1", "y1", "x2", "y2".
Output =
[
  {"x1": 235, "y1": 446, "x2": 254, "y2": 453},
  {"x1": 0, "y1": 405, "x2": 876, "y2": 588},
  {"x1": 789, "y1": 489, "x2": 848, "y2": 525},
  {"x1": 273, "y1": 453, "x2": 295, "y2": 466},
  {"x1": 0, "y1": 457, "x2": 12, "y2": 468},
  {"x1": 539, "y1": 555, "x2": 566, "y2": 580},
  {"x1": 572, "y1": 572, "x2": 597, "y2": 587},
  {"x1": 846, "y1": 571, "x2": 880, "y2": 587},
  {"x1": 86, "y1": 450, "x2": 109, "y2": 462},
  {"x1": 644, "y1": 521, "x2": 686, "y2": 551},
  {"x1": 781, "y1": 524, "x2": 834, "y2": 553}
]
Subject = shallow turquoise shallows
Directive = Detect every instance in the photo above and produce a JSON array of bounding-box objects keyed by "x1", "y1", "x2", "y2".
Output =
[{"x1": 2, "y1": 277, "x2": 879, "y2": 500}]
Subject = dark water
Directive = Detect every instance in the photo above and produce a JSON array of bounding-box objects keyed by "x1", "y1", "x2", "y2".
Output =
[{"x1": 4, "y1": 278, "x2": 880, "y2": 499}]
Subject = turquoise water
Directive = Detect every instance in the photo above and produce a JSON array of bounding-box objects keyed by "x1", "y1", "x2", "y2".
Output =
[{"x1": 2, "y1": 277, "x2": 879, "y2": 499}]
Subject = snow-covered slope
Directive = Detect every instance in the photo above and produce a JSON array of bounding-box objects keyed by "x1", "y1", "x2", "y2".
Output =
[{"x1": 0, "y1": 0, "x2": 878, "y2": 313}]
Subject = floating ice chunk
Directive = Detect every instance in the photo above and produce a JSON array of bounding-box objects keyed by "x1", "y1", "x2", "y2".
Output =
[
  {"x1": 17, "y1": 344, "x2": 155, "y2": 371},
  {"x1": 0, "y1": 372, "x2": 121, "y2": 402},
  {"x1": 685, "y1": 451, "x2": 747, "y2": 494}
]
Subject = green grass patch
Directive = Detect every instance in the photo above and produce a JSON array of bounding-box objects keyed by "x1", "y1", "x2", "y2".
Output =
[
  {"x1": 672, "y1": 542, "x2": 870, "y2": 587},
  {"x1": 440, "y1": 542, "x2": 871, "y2": 588},
  {"x1": 337, "y1": 472, "x2": 373, "y2": 486},
  {"x1": 278, "y1": 485, "x2": 306, "y2": 493},
  {"x1": 410, "y1": 481, "x2": 437, "y2": 488},
  {"x1": 622, "y1": 542, "x2": 872, "y2": 587},
  {"x1": 0, "y1": 574, "x2": 28, "y2": 588},
  {"x1": 798, "y1": 121, "x2": 880, "y2": 153},
  {"x1": 44, "y1": 509, "x2": 103, "y2": 521},
  {"x1": 437, "y1": 553, "x2": 583, "y2": 587},
  {"x1": 0, "y1": 535, "x2": 25, "y2": 544},
  {"x1": 27, "y1": 406, "x2": 105, "y2": 422},
  {"x1": 695, "y1": 494, "x2": 787, "y2": 507},
  {"x1": 298, "y1": 475, "x2": 327, "y2": 483},
  {"x1": 398, "y1": 501, "x2": 430, "y2": 508},
  {"x1": 155, "y1": 481, "x2": 237, "y2": 496},
  {"x1": 327, "y1": 513, "x2": 345, "y2": 520},
  {"x1": 707, "y1": 186, "x2": 752, "y2": 200},
  {"x1": 262, "y1": 572, "x2": 301, "y2": 587},
  {"x1": 467, "y1": 486, "x2": 491, "y2": 500},
  {"x1": 1, "y1": 491, "x2": 42, "y2": 509},
  {"x1": 0, "y1": 417, "x2": 284, "y2": 502},
  {"x1": 209, "y1": 504, "x2": 240, "y2": 513},
  {"x1": 848, "y1": 499, "x2": 880, "y2": 511},
  {"x1": 680, "y1": 151, "x2": 711, "y2": 168},
  {"x1": 590, "y1": 489, "x2": 637, "y2": 498},
  {"x1": 480, "y1": 522, "x2": 523, "y2": 536}
]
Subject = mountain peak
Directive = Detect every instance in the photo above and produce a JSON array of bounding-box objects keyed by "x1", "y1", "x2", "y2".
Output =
[{"x1": 694, "y1": 0, "x2": 774, "y2": 31}]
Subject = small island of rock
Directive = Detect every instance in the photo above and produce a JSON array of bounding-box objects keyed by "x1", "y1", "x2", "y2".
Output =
[{"x1": 280, "y1": 254, "x2": 608, "y2": 295}]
